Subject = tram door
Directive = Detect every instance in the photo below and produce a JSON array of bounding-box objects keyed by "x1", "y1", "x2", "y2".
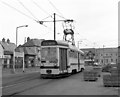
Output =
[{"x1": 59, "y1": 48, "x2": 67, "y2": 72}]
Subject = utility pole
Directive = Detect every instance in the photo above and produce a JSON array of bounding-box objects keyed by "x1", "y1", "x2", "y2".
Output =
[
  {"x1": 38, "y1": 13, "x2": 74, "y2": 41},
  {"x1": 54, "y1": 13, "x2": 56, "y2": 40},
  {"x1": 103, "y1": 45, "x2": 105, "y2": 65}
]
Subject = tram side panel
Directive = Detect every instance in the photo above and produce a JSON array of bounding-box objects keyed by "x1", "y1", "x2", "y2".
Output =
[
  {"x1": 78, "y1": 53, "x2": 81, "y2": 72},
  {"x1": 79, "y1": 53, "x2": 85, "y2": 71},
  {"x1": 69, "y1": 50, "x2": 79, "y2": 73}
]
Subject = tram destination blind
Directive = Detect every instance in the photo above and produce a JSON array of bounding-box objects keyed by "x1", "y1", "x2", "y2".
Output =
[{"x1": 42, "y1": 41, "x2": 57, "y2": 46}]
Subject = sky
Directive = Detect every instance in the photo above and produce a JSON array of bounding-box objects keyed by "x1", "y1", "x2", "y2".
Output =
[{"x1": 0, "y1": 0, "x2": 119, "y2": 48}]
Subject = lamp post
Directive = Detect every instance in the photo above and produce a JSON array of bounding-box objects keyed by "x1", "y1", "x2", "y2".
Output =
[
  {"x1": 103, "y1": 45, "x2": 105, "y2": 65},
  {"x1": 12, "y1": 25, "x2": 28, "y2": 73},
  {"x1": 16, "y1": 25, "x2": 28, "y2": 47},
  {"x1": 77, "y1": 41, "x2": 82, "y2": 49},
  {"x1": 77, "y1": 39, "x2": 87, "y2": 49}
]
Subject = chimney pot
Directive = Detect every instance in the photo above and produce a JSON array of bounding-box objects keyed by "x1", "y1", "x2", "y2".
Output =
[
  {"x1": 7, "y1": 39, "x2": 10, "y2": 43},
  {"x1": 27, "y1": 37, "x2": 30, "y2": 42},
  {"x1": 2, "y1": 38, "x2": 5, "y2": 42}
]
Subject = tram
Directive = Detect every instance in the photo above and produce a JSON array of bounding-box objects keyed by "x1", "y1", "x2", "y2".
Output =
[{"x1": 40, "y1": 40, "x2": 85, "y2": 78}]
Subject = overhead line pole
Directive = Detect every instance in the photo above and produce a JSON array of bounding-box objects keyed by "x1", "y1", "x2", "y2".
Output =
[
  {"x1": 54, "y1": 13, "x2": 56, "y2": 40},
  {"x1": 38, "y1": 13, "x2": 73, "y2": 40}
]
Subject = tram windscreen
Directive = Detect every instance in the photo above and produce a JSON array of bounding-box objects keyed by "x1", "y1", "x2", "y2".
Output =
[{"x1": 41, "y1": 47, "x2": 57, "y2": 62}]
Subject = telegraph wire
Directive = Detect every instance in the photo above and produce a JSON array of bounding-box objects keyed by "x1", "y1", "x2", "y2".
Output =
[{"x1": 17, "y1": 0, "x2": 39, "y2": 21}]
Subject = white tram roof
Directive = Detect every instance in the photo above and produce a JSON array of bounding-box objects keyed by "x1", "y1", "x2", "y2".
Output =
[
  {"x1": 57, "y1": 40, "x2": 84, "y2": 54},
  {"x1": 41, "y1": 40, "x2": 84, "y2": 54},
  {"x1": 69, "y1": 44, "x2": 84, "y2": 54},
  {"x1": 41, "y1": 40, "x2": 69, "y2": 47}
]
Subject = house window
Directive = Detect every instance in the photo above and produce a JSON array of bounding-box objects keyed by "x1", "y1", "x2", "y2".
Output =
[
  {"x1": 116, "y1": 59, "x2": 117, "y2": 63},
  {"x1": 101, "y1": 59, "x2": 103, "y2": 63},
  {"x1": 106, "y1": 59, "x2": 108, "y2": 63},
  {"x1": 4, "y1": 58, "x2": 7, "y2": 64},
  {"x1": 111, "y1": 59, "x2": 113, "y2": 62}
]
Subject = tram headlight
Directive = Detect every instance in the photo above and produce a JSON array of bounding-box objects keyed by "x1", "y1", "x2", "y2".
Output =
[
  {"x1": 54, "y1": 59, "x2": 58, "y2": 63},
  {"x1": 40, "y1": 63, "x2": 44, "y2": 66},
  {"x1": 53, "y1": 63, "x2": 57, "y2": 66}
]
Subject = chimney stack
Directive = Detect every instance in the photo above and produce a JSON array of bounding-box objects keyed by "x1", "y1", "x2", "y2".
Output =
[
  {"x1": 7, "y1": 38, "x2": 10, "y2": 43},
  {"x1": 27, "y1": 37, "x2": 30, "y2": 42},
  {"x1": 2, "y1": 38, "x2": 5, "y2": 42}
]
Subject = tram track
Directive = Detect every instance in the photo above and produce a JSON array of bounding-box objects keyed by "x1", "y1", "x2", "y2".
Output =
[
  {"x1": 2, "y1": 72, "x2": 40, "y2": 87},
  {"x1": 2, "y1": 71, "x2": 84, "y2": 96},
  {"x1": 2, "y1": 75, "x2": 69, "y2": 95},
  {"x1": 2, "y1": 76, "x2": 53, "y2": 96},
  {"x1": 2, "y1": 75, "x2": 39, "y2": 89}
]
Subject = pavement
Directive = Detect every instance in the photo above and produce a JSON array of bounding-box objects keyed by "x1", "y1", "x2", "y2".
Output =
[{"x1": 2, "y1": 67, "x2": 40, "y2": 77}]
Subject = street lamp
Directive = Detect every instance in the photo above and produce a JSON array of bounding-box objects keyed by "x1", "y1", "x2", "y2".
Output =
[
  {"x1": 77, "y1": 41, "x2": 82, "y2": 49},
  {"x1": 12, "y1": 25, "x2": 28, "y2": 73},
  {"x1": 16, "y1": 25, "x2": 28, "y2": 47},
  {"x1": 103, "y1": 45, "x2": 105, "y2": 65},
  {"x1": 77, "y1": 39, "x2": 87, "y2": 49}
]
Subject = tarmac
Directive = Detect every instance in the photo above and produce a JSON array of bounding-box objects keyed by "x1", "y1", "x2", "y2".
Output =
[{"x1": 2, "y1": 67, "x2": 40, "y2": 77}]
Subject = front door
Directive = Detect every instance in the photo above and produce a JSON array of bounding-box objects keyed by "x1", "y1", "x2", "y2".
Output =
[{"x1": 59, "y1": 48, "x2": 67, "y2": 71}]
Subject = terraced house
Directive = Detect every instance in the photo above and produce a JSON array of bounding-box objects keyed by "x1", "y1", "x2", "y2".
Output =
[
  {"x1": 0, "y1": 38, "x2": 16, "y2": 68},
  {"x1": 0, "y1": 42, "x2": 4, "y2": 67},
  {"x1": 15, "y1": 37, "x2": 44, "y2": 68}
]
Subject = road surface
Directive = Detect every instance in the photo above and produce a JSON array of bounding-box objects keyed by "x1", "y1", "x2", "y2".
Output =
[{"x1": 2, "y1": 72, "x2": 119, "y2": 96}]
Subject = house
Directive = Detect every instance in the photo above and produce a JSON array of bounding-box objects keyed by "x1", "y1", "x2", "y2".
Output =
[
  {"x1": 0, "y1": 38, "x2": 16, "y2": 68},
  {"x1": 15, "y1": 38, "x2": 44, "y2": 67},
  {"x1": 0, "y1": 43, "x2": 4, "y2": 67},
  {"x1": 81, "y1": 47, "x2": 118, "y2": 66}
]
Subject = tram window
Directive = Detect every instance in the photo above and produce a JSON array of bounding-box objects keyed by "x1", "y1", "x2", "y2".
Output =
[
  {"x1": 69, "y1": 50, "x2": 78, "y2": 58},
  {"x1": 41, "y1": 47, "x2": 57, "y2": 60}
]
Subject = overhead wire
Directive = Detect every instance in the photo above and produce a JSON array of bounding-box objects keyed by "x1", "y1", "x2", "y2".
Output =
[
  {"x1": 47, "y1": 0, "x2": 66, "y2": 19},
  {"x1": 31, "y1": 0, "x2": 52, "y2": 17},
  {"x1": 41, "y1": 15, "x2": 53, "y2": 21},
  {"x1": 17, "y1": 0, "x2": 54, "y2": 30},
  {"x1": 1, "y1": 0, "x2": 67, "y2": 39},
  {"x1": 32, "y1": 0, "x2": 70, "y2": 35},
  {"x1": 17, "y1": 0, "x2": 39, "y2": 21},
  {"x1": 1, "y1": 1, "x2": 37, "y2": 22},
  {"x1": 30, "y1": 0, "x2": 55, "y2": 30},
  {"x1": 1, "y1": 0, "x2": 53, "y2": 32},
  {"x1": 56, "y1": 13, "x2": 67, "y2": 20}
]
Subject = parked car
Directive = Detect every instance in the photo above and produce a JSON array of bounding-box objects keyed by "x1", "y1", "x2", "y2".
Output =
[
  {"x1": 102, "y1": 63, "x2": 117, "y2": 72},
  {"x1": 102, "y1": 64, "x2": 112, "y2": 72}
]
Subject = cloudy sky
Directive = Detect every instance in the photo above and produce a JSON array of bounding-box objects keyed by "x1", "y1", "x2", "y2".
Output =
[{"x1": 0, "y1": 0, "x2": 119, "y2": 48}]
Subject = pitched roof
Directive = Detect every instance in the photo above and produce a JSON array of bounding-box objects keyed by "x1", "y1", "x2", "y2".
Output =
[
  {"x1": 24, "y1": 47, "x2": 36, "y2": 55},
  {"x1": 0, "y1": 41, "x2": 16, "y2": 54},
  {"x1": 22, "y1": 39, "x2": 44, "y2": 47},
  {"x1": 15, "y1": 38, "x2": 44, "y2": 55},
  {"x1": 15, "y1": 46, "x2": 36, "y2": 55}
]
